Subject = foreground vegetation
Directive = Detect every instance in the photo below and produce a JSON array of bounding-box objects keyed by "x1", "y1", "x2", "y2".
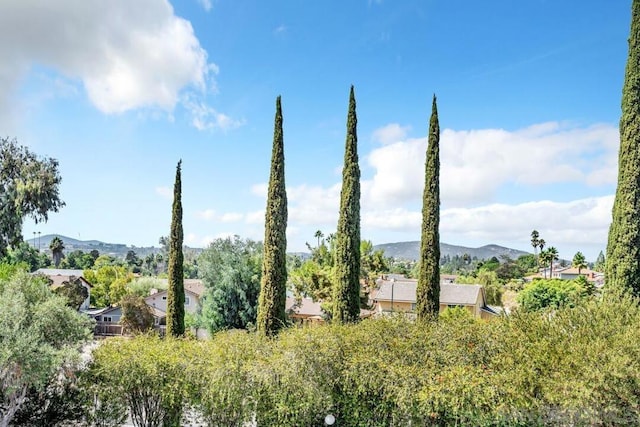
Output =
[{"x1": 4, "y1": 293, "x2": 636, "y2": 426}]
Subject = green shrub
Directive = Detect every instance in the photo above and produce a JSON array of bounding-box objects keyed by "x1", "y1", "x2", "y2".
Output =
[{"x1": 81, "y1": 296, "x2": 640, "y2": 426}]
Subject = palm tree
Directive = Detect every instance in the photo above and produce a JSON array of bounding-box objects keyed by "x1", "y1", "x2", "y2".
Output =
[
  {"x1": 49, "y1": 236, "x2": 65, "y2": 267},
  {"x1": 538, "y1": 239, "x2": 546, "y2": 252},
  {"x1": 547, "y1": 246, "x2": 559, "y2": 278},
  {"x1": 531, "y1": 230, "x2": 540, "y2": 261},
  {"x1": 539, "y1": 249, "x2": 550, "y2": 279},
  {"x1": 314, "y1": 230, "x2": 324, "y2": 248},
  {"x1": 572, "y1": 251, "x2": 587, "y2": 275}
]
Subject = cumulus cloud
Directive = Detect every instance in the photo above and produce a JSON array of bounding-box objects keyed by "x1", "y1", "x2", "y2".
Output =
[
  {"x1": 440, "y1": 195, "x2": 613, "y2": 245},
  {"x1": 0, "y1": 0, "x2": 238, "y2": 129},
  {"x1": 367, "y1": 121, "x2": 618, "y2": 207},
  {"x1": 196, "y1": 209, "x2": 244, "y2": 222},
  {"x1": 371, "y1": 123, "x2": 410, "y2": 145}
]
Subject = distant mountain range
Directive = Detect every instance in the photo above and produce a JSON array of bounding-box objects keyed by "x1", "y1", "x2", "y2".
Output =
[
  {"x1": 26, "y1": 234, "x2": 529, "y2": 262},
  {"x1": 373, "y1": 241, "x2": 530, "y2": 261},
  {"x1": 26, "y1": 234, "x2": 163, "y2": 258}
]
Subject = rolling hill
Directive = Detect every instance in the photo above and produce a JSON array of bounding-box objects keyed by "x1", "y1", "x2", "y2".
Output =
[{"x1": 373, "y1": 241, "x2": 530, "y2": 261}]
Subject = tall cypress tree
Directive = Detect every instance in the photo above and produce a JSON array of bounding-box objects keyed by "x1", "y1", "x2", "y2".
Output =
[
  {"x1": 417, "y1": 95, "x2": 441, "y2": 320},
  {"x1": 166, "y1": 160, "x2": 185, "y2": 337},
  {"x1": 607, "y1": 0, "x2": 640, "y2": 296},
  {"x1": 257, "y1": 96, "x2": 288, "y2": 335},
  {"x1": 333, "y1": 85, "x2": 361, "y2": 323}
]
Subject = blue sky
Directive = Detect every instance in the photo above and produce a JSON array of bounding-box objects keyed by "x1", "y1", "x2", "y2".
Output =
[{"x1": 0, "y1": 0, "x2": 630, "y2": 261}]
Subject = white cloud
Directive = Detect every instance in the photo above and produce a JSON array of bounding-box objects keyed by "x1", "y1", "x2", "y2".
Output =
[
  {"x1": 367, "y1": 122, "x2": 619, "y2": 207},
  {"x1": 371, "y1": 123, "x2": 410, "y2": 145},
  {"x1": 274, "y1": 25, "x2": 287, "y2": 35},
  {"x1": 220, "y1": 212, "x2": 244, "y2": 222},
  {"x1": 197, "y1": 0, "x2": 213, "y2": 12},
  {"x1": 196, "y1": 209, "x2": 216, "y2": 220},
  {"x1": 288, "y1": 184, "x2": 342, "y2": 226},
  {"x1": 0, "y1": 0, "x2": 239, "y2": 129},
  {"x1": 196, "y1": 209, "x2": 243, "y2": 222},
  {"x1": 155, "y1": 186, "x2": 172, "y2": 199},
  {"x1": 184, "y1": 96, "x2": 245, "y2": 131},
  {"x1": 440, "y1": 196, "x2": 613, "y2": 245}
]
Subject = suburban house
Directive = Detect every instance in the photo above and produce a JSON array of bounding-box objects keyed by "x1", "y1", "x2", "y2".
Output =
[
  {"x1": 285, "y1": 296, "x2": 375, "y2": 326},
  {"x1": 34, "y1": 268, "x2": 92, "y2": 310},
  {"x1": 525, "y1": 266, "x2": 605, "y2": 288},
  {"x1": 372, "y1": 277, "x2": 499, "y2": 320},
  {"x1": 285, "y1": 297, "x2": 325, "y2": 325},
  {"x1": 144, "y1": 279, "x2": 205, "y2": 315},
  {"x1": 92, "y1": 278, "x2": 207, "y2": 337}
]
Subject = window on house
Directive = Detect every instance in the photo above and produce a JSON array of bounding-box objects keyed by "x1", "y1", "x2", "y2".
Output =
[
  {"x1": 185, "y1": 296, "x2": 191, "y2": 306},
  {"x1": 162, "y1": 296, "x2": 167, "y2": 300},
  {"x1": 103, "y1": 316, "x2": 112, "y2": 323},
  {"x1": 411, "y1": 303, "x2": 416, "y2": 311},
  {"x1": 447, "y1": 304, "x2": 464, "y2": 309}
]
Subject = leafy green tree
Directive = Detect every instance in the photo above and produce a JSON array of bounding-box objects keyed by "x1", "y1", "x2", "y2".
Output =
[
  {"x1": 124, "y1": 250, "x2": 142, "y2": 273},
  {"x1": 495, "y1": 255, "x2": 524, "y2": 281},
  {"x1": 49, "y1": 236, "x2": 65, "y2": 267},
  {"x1": 85, "y1": 265, "x2": 133, "y2": 308},
  {"x1": 333, "y1": 86, "x2": 362, "y2": 323},
  {"x1": 120, "y1": 295, "x2": 155, "y2": 334},
  {"x1": 0, "y1": 138, "x2": 65, "y2": 258},
  {"x1": 607, "y1": 0, "x2": 640, "y2": 296},
  {"x1": 166, "y1": 160, "x2": 185, "y2": 337},
  {"x1": 517, "y1": 278, "x2": 588, "y2": 312},
  {"x1": 127, "y1": 277, "x2": 167, "y2": 298},
  {"x1": 289, "y1": 258, "x2": 334, "y2": 302},
  {"x1": 60, "y1": 249, "x2": 95, "y2": 270},
  {"x1": 257, "y1": 96, "x2": 288, "y2": 336},
  {"x1": 456, "y1": 270, "x2": 503, "y2": 306},
  {"x1": 572, "y1": 251, "x2": 587, "y2": 275},
  {"x1": 417, "y1": 95, "x2": 441, "y2": 320},
  {"x1": 199, "y1": 237, "x2": 263, "y2": 333},
  {"x1": 52, "y1": 277, "x2": 89, "y2": 310},
  {"x1": 516, "y1": 254, "x2": 538, "y2": 273},
  {"x1": 360, "y1": 240, "x2": 389, "y2": 286},
  {"x1": 0, "y1": 272, "x2": 93, "y2": 426},
  {"x1": 4, "y1": 241, "x2": 50, "y2": 271}
]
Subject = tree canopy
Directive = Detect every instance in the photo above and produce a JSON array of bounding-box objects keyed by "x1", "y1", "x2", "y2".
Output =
[
  {"x1": 0, "y1": 138, "x2": 65, "y2": 257},
  {"x1": 198, "y1": 236, "x2": 263, "y2": 334},
  {"x1": 0, "y1": 272, "x2": 92, "y2": 426}
]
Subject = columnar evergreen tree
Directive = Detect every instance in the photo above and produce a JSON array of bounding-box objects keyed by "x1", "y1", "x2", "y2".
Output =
[
  {"x1": 607, "y1": 0, "x2": 640, "y2": 296},
  {"x1": 417, "y1": 95, "x2": 441, "y2": 320},
  {"x1": 257, "y1": 96, "x2": 288, "y2": 335},
  {"x1": 333, "y1": 86, "x2": 361, "y2": 323},
  {"x1": 166, "y1": 160, "x2": 185, "y2": 337}
]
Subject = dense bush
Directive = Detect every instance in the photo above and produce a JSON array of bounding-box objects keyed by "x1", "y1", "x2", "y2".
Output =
[
  {"x1": 517, "y1": 278, "x2": 589, "y2": 311},
  {"x1": 83, "y1": 296, "x2": 640, "y2": 426}
]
